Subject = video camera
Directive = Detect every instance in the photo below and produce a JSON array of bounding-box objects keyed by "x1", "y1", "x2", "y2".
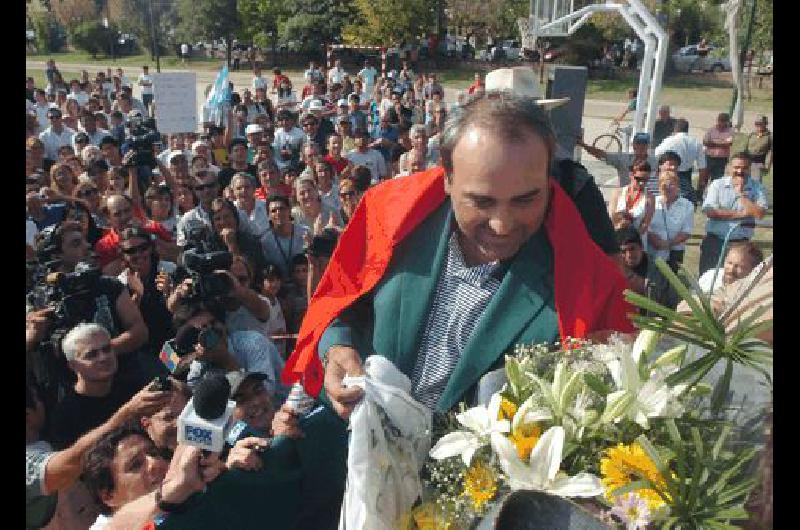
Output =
[
  {"x1": 181, "y1": 248, "x2": 234, "y2": 303},
  {"x1": 125, "y1": 115, "x2": 161, "y2": 169}
]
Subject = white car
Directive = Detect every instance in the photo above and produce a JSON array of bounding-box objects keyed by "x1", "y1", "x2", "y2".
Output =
[{"x1": 672, "y1": 44, "x2": 731, "y2": 73}]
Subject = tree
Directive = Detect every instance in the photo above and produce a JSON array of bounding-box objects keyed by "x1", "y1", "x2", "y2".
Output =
[
  {"x1": 445, "y1": 0, "x2": 527, "y2": 48},
  {"x1": 344, "y1": 0, "x2": 435, "y2": 46},
  {"x1": 238, "y1": 0, "x2": 286, "y2": 60},
  {"x1": 70, "y1": 20, "x2": 115, "y2": 57},
  {"x1": 51, "y1": 0, "x2": 97, "y2": 31},
  {"x1": 176, "y1": 0, "x2": 241, "y2": 66},
  {"x1": 751, "y1": 0, "x2": 772, "y2": 54},
  {"x1": 108, "y1": 0, "x2": 177, "y2": 59},
  {"x1": 281, "y1": 0, "x2": 356, "y2": 53}
]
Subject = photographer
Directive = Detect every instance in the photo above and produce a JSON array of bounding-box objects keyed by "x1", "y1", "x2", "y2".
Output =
[
  {"x1": 208, "y1": 197, "x2": 268, "y2": 272},
  {"x1": 27, "y1": 221, "x2": 150, "y2": 401},
  {"x1": 169, "y1": 301, "x2": 286, "y2": 400}
]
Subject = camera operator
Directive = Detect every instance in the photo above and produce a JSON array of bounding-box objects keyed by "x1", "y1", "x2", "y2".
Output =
[
  {"x1": 118, "y1": 227, "x2": 176, "y2": 370},
  {"x1": 175, "y1": 169, "x2": 260, "y2": 248},
  {"x1": 27, "y1": 221, "x2": 151, "y2": 404},
  {"x1": 169, "y1": 300, "x2": 287, "y2": 400}
]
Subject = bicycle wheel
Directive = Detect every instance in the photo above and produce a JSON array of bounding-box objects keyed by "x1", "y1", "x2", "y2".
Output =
[{"x1": 592, "y1": 134, "x2": 623, "y2": 154}]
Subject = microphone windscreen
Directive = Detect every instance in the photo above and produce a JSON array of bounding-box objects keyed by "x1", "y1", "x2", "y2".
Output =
[{"x1": 193, "y1": 373, "x2": 231, "y2": 420}]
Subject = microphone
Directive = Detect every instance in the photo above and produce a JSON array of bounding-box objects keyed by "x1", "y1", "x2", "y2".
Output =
[{"x1": 177, "y1": 373, "x2": 236, "y2": 452}]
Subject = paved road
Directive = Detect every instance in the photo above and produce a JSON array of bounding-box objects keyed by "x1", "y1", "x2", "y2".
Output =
[{"x1": 29, "y1": 60, "x2": 772, "y2": 202}]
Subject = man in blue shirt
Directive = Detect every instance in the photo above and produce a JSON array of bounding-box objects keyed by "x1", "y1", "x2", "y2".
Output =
[
  {"x1": 698, "y1": 152, "x2": 768, "y2": 274},
  {"x1": 370, "y1": 114, "x2": 399, "y2": 164}
]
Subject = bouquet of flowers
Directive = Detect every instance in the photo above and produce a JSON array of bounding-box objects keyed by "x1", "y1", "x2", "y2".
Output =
[{"x1": 404, "y1": 259, "x2": 772, "y2": 530}]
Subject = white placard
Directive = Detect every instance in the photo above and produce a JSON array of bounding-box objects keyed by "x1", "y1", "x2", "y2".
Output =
[{"x1": 152, "y1": 72, "x2": 197, "y2": 134}]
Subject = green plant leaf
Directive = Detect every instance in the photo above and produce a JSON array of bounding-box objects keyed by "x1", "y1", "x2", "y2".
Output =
[
  {"x1": 710, "y1": 360, "x2": 734, "y2": 413},
  {"x1": 583, "y1": 372, "x2": 610, "y2": 396}
]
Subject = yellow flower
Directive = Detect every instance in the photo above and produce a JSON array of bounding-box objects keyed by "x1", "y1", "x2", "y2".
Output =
[
  {"x1": 510, "y1": 422, "x2": 542, "y2": 461},
  {"x1": 600, "y1": 442, "x2": 671, "y2": 511},
  {"x1": 411, "y1": 502, "x2": 451, "y2": 530},
  {"x1": 498, "y1": 397, "x2": 518, "y2": 421},
  {"x1": 462, "y1": 460, "x2": 498, "y2": 513}
]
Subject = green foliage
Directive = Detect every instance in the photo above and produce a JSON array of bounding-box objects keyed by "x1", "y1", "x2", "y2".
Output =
[
  {"x1": 238, "y1": 0, "x2": 285, "y2": 51},
  {"x1": 68, "y1": 20, "x2": 116, "y2": 58},
  {"x1": 30, "y1": 12, "x2": 64, "y2": 53},
  {"x1": 280, "y1": 0, "x2": 356, "y2": 52},
  {"x1": 344, "y1": 0, "x2": 435, "y2": 46},
  {"x1": 176, "y1": 0, "x2": 240, "y2": 64},
  {"x1": 751, "y1": 0, "x2": 772, "y2": 54},
  {"x1": 108, "y1": 0, "x2": 178, "y2": 56}
]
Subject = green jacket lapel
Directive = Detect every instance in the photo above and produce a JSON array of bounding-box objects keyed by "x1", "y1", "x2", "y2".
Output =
[
  {"x1": 437, "y1": 231, "x2": 555, "y2": 412},
  {"x1": 387, "y1": 201, "x2": 452, "y2": 375}
]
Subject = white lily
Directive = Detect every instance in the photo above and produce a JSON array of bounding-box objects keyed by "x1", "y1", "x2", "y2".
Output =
[
  {"x1": 491, "y1": 426, "x2": 604, "y2": 497},
  {"x1": 429, "y1": 393, "x2": 510, "y2": 466},
  {"x1": 604, "y1": 343, "x2": 684, "y2": 429}
]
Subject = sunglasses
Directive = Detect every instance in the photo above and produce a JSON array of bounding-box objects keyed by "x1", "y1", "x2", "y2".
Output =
[
  {"x1": 81, "y1": 343, "x2": 112, "y2": 361},
  {"x1": 192, "y1": 182, "x2": 218, "y2": 191},
  {"x1": 121, "y1": 242, "x2": 151, "y2": 255}
]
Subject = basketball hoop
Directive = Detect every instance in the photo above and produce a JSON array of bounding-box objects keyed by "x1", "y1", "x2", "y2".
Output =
[{"x1": 518, "y1": 17, "x2": 538, "y2": 51}]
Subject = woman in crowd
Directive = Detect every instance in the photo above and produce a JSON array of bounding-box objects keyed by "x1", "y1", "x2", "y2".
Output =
[
  {"x1": 74, "y1": 182, "x2": 108, "y2": 232},
  {"x1": 209, "y1": 197, "x2": 268, "y2": 272},
  {"x1": 173, "y1": 183, "x2": 196, "y2": 217},
  {"x1": 260, "y1": 264, "x2": 288, "y2": 357},
  {"x1": 64, "y1": 200, "x2": 105, "y2": 247},
  {"x1": 608, "y1": 160, "x2": 655, "y2": 242},
  {"x1": 291, "y1": 177, "x2": 342, "y2": 235},
  {"x1": 62, "y1": 98, "x2": 81, "y2": 130},
  {"x1": 311, "y1": 159, "x2": 340, "y2": 212},
  {"x1": 647, "y1": 170, "x2": 694, "y2": 272},
  {"x1": 144, "y1": 185, "x2": 178, "y2": 238},
  {"x1": 49, "y1": 162, "x2": 78, "y2": 199},
  {"x1": 397, "y1": 124, "x2": 436, "y2": 176},
  {"x1": 323, "y1": 133, "x2": 354, "y2": 181}
]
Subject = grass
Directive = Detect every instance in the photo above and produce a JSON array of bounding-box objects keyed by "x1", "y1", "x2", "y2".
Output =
[{"x1": 26, "y1": 51, "x2": 224, "y2": 70}]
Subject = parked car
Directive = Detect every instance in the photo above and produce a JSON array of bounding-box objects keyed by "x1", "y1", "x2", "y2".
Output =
[
  {"x1": 501, "y1": 40, "x2": 522, "y2": 60},
  {"x1": 671, "y1": 44, "x2": 731, "y2": 73}
]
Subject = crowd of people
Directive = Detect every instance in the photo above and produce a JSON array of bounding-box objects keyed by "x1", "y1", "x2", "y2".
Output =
[
  {"x1": 579, "y1": 102, "x2": 771, "y2": 308},
  {"x1": 25, "y1": 57, "x2": 771, "y2": 530}
]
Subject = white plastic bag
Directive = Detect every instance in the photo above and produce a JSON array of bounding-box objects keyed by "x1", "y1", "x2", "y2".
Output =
[{"x1": 339, "y1": 355, "x2": 432, "y2": 530}]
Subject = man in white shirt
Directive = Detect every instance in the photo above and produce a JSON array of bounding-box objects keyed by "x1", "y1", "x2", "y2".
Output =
[
  {"x1": 39, "y1": 108, "x2": 76, "y2": 161},
  {"x1": 346, "y1": 128, "x2": 387, "y2": 184},
  {"x1": 252, "y1": 66, "x2": 269, "y2": 92},
  {"x1": 137, "y1": 66, "x2": 154, "y2": 114},
  {"x1": 654, "y1": 118, "x2": 709, "y2": 205},
  {"x1": 231, "y1": 173, "x2": 270, "y2": 237},
  {"x1": 358, "y1": 59, "x2": 378, "y2": 99},
  {"x1": 115, "y1": 68, "x2": 132, "y2": 88},
  {"x1": 327, "y1": 58, "x2": 347, "y2": 87},
  {"x1": 304, "y1": 61, "x2": 324, "y2": 84},
  {"x1": 272, "y1": 110, "x2": 305, "y2": 172},
  {"x1": 67, "y1": 80, "x2": 89, "y2": 108},
  {"x1": 32, "y1": 89, "x2": 56, "y2": 130},
  {"x1": 74, "y1": 111, "x2": 110, "y2": 148}
]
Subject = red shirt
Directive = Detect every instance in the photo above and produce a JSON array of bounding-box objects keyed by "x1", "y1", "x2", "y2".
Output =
[
  {"x1": 94, "y1": 220, "x2": 173, "y2": 268},
  {"x1": 467, "y1": 81, "x2": 484, "y2": 95},
  {"x1": 272, "y1": 74, "x2": 291, "y2": 92},
  {"x1": 301, "y1": 84, "x2": 315, "y2": 100},
  {"x1": 323, "y1": 154, "x2": 349, "y2": 177},
  {"x1": 255, "y1": 184, "x2": 292, "y2": 201}
]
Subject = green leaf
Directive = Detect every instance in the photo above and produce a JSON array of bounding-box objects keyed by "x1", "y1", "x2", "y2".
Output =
[
  {"x1": 636, "y1": 435, "x2": 679, "y2": 495},
  {"x1": 710, "y1": 360, "x2": 734, "y2": 413},
  {"x1": 711, "y1": 425, "x2": 732, "y2": 461},
  {"x1": 583, "y1": 372, "x2": 610, "y2": 396},
  {"x1": 610, "y1": 479, "x2": 654, "y2": 498},
  {"x1": 505, "y1": 357, "x2": 523, "y2": 400},
  {"x1": 666, "y1": 353, "x2": 720, "y2": 387}
]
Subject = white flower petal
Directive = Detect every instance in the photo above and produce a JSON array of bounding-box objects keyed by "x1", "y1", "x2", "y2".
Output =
[
  {"x1": 457, "y1": 406, "x2": 489, "y2": 433},
  {"x1": 429, "y1": 431, "x2": 478, "y2": 460},
  {"x1": 548, "y1": 473, "x2": 605, "y2": 498},
  {"x1": 638, "y1": 380, "x2": 670, "y2": 417},
  {"x1": 491, "y1": 432, "x2": 535, "y2": 489},
  {"x1": 528, "y1": 425, "x2": 565, "y2": 484},
  {"x1": 462, "y1": 445, "x2": 478, "y2": 467}
]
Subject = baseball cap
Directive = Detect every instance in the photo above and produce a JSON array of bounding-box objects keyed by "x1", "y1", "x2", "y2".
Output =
[
  {"x1": 128, "y1": 109, "x2": 144, "y2": 119},
  {"x1": 632, "y1": 132, "x2": 650, "y2": 144},
  {"x1": 226, "y1": 369, "x2": 269, "y2": 397},
  {"x1": 308, "y1": 99, "x2": 325, "y2": 112},
  {"x1": 484, "y1": 67, "x2": 570, "y2": 110},
  {"x1": 337, "y1": 98, "x2": 348, "y2": 107},
  {"x1": 245, "y1": 124, "x2": 264, "y2": 135},
  {"x1": 46, "y1": 108, "x2": 62, "y2": 119}
]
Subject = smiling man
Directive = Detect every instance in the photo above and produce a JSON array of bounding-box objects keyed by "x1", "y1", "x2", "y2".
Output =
[{"x1": 284, "y1": 93, "x2": 634, "y2": 417}]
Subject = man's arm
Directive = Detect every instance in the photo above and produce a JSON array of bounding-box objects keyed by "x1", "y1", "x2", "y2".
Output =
[
  {"x1": 226, "y1": 272, "x2": 270, "y2": 321},
  {"x1": 43, "y1": 384, "x2": 172, "y2": 494},
  {"x1": 112, "y1": 289, "x2": 150, "y2": 355}
]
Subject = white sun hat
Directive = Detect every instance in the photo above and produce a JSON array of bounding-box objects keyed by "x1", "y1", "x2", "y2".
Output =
[{"x1": 484, "y1": 67, "x2": 570, "y2": 110}]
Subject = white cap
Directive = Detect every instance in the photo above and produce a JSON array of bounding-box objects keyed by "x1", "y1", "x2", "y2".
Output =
[
  {"x1": 191, "y1": 140, "x2": 209, "y2": 152},
  {"x1": 245, "y1": 123, "x2": 264, "y2": 135},
  {"x1": 308, "y1": 99, "x2": 325, "y2": 112},
  {"x1": 127, "y1": 109, "x2": 144, "y2": 119},
  {"x1": 337, "y1": 98, "x2": 348, "y2": 107},
  {"x1": 484, "y1": 67, "x2": 570, "y2": 110}
]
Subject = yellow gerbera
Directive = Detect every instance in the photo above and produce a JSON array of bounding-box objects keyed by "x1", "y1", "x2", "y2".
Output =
[
  {"x1": 600, "y1": 442, "x2": 671, "y2": 511},
  {"x1": 498, "y1": 397, "x2": 518, "y2": 421},
  {"x1": 463, "y1": 460, "x2": 498, "y2": 513},
  {"x1": 510, "y1": 423, "x2": 542, "y2": 461}
]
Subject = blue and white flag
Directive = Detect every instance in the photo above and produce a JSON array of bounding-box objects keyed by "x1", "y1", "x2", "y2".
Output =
[{"x1": 204, "y1": 64, "x2": 231, "y2": 126}]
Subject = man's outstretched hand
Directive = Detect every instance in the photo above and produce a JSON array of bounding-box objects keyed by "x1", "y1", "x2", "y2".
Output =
[{"x1": 323, "y1": 346, "x2": 365, "y2": 421}]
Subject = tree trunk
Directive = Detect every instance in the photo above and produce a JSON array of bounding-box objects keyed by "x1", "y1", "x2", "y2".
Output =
[{"x1": 225, "y1": 36, "x2": 232, "y2": 68}]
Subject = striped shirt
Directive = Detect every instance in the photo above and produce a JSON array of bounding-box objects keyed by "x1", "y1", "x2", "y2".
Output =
[{"x1": 410, "y1": 230, "x2": 504, "y2": 410}]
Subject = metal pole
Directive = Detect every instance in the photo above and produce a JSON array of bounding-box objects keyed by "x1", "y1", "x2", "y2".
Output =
[
  {"x1": 148, "y1": 0, "x2": 160, "y2": 72},
  {"x1": 106, "y1": 1, "x2": 115, "y2": 60},
  {"x1": 729, "y1": 0, "x2": 757, "y2": 117}
]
